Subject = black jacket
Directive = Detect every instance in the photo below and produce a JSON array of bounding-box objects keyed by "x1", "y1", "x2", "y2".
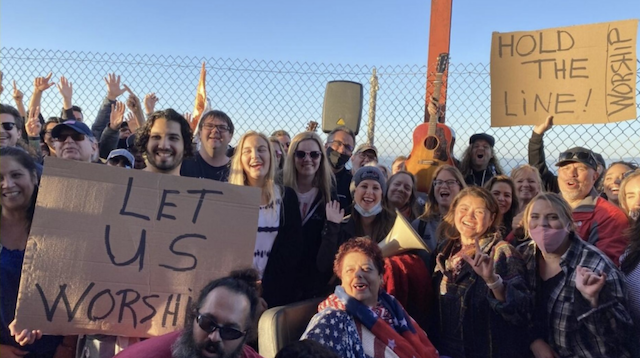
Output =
[{"x1": 528, "y1": 132, "x2": 560, "y2": 193}]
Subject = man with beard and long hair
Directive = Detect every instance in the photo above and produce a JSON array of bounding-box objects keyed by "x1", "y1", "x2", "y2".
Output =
[
  {"x1": 115, "y1": 269, "x2": 263, "y2": 358},
  {"x1": 136, "y1": 109, "x2": 194, "y2": 175}
]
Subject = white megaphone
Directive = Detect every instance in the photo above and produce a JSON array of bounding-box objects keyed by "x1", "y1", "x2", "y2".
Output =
[{"x1": 378, "y1": 210, "x2": 431, "y2": 257}]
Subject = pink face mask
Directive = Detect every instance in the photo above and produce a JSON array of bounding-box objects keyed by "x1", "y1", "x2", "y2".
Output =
[{"x1": 529, "y1": 226, "x2": 568, "y2": 254}]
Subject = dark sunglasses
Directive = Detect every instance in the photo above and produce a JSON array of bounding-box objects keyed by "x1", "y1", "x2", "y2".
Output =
[
  {"x1": 196, "y1": 313, "x2": 246, "y2": 340},
  {"x1": 1, "y1": 122, "x2": 17, "y2": 131},
  {"x1": 54, "y1": 133, "x2": 86, "y2": 142},
  {"x1": 294, "y1": 150, "x2": 322, "y2": 159},
  {"x1": 558, "y1": 150, "x2": 597, "y2": 168}
]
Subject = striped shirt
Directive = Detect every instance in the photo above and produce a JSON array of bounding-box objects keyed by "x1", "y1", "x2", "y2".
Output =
[{"x1": 253, "y1": 199, "x2": 281, "y2": 278}]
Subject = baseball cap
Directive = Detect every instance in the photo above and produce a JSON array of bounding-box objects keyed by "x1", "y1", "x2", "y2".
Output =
[
  {"x1": 355, "y1": 144, "x2": 378, "y2": 157},
  {"x1": 51, "y1": 120, "x2": 94, "y2": 139},
  {"x1": 107, "y1": 149, "x2": 135, "y2": 168},
  {"x1": 556, "y1": 147, "x2": 598, "y2": 170},
  {"x1": 469, "y1": 133, "x2": 495, "y2": 148}
]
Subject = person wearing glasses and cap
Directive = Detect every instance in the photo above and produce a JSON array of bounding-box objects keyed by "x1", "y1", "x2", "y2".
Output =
[
  {"x1": 529, "y1": 115, "x2": 629, "y2": 265},
  {"x1": 51, "y1": 120, "x2": 98, "y2": 163},
  {"x1": 114, "y1": 269, "x2": 264, "y2": 358}
]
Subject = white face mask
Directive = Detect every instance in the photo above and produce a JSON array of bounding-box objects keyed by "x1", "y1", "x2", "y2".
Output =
[{"x1": 354, "y1": 202, "x2": 383, "y2": 217}]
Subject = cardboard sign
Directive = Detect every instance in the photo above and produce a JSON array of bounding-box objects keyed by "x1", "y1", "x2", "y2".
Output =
[
  {"x1": 14, "y1": 158, "x2": 260, "y2": 337},
  {"x1": 490, "y1": 19, "x2": 638, "y2": 127}
]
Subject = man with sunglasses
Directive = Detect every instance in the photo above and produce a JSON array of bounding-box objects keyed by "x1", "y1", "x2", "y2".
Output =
[
  {"x1": 51, "y1": 120, "x2": 98, "y2": 163},
  {"x1": 181, "y1": 110, "x2": 233, "y2": 181},
  {"x1": 324, "y1": 126, "x2": 356, "y2": 215},
  {"x1": 115, "y1": 270, "x2": 263, "y2": 358},
  {"x1": 0, "y1": 104, "x2": 24, "y2": 148},
  {"x1": 529, "y1": 115, "x2": 629, "y2": 265}
]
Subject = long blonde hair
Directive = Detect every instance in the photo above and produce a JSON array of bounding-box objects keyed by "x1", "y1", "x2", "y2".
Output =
[
  {"x1": 283, "y1": 132, "x2": 335, "y2": 204},
  {"x1": 620, "y1": 169, "x2": 640, "y2": 215},
  {"x1": 229, "y1": 131, "x2": 280, "y2": 206}
]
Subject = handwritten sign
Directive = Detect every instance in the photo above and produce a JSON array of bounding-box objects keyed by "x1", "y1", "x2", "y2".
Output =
[
  {"x1": 14, "y1": 157, "x2": 260, "y2": 337},
  {"x1": 490, "y1": 19, "x2": 638, "y2": 126}
]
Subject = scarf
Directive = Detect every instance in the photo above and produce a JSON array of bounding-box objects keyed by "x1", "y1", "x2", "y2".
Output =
[{"x1": 319, "y1": 286, "x2": 439, "y2": 358}]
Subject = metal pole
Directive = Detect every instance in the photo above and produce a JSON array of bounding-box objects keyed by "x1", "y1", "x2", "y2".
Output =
[{"x1": 367, "y1": 67, "x2": 379, "y2": 146}]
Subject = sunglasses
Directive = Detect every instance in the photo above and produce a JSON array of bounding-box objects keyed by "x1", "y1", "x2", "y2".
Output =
[
  {"x1": 294, "y1": 150, "x2": 322, "y2": 159},
  {"x1": 196, "y1": 313, "x2": 246, "y2": 340},
  {"x1": 558, "y1": 151, "x2": 597, "y2": 168},
  {"x1": 54, "y1": 133, "x2": 86, "y2": 142},
  {"x1": 1, "y1": 122, "x2": 17, "y2": 131}
]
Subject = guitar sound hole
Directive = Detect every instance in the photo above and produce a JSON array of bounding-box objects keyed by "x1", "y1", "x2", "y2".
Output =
[{"x1": 424, "y1": 136, "x2": 439, "y2": 151}]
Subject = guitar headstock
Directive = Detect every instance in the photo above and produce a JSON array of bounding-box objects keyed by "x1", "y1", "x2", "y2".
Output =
[
  {"x1": 436, "y1": 53, "x2": 449, "y2": 74},
  {"x1": 306, "y1": 121, "x2": 319, "y2": 132}
]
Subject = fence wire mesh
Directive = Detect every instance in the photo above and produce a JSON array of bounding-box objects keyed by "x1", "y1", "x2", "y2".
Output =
[{"x1": 1, "y1": 48, "x2": 638, "y2": 172}]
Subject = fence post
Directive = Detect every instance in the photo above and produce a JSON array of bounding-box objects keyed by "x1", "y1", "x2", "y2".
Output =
[{"x1": 367, "y1": 67, "x2": 379, "y2": 146}]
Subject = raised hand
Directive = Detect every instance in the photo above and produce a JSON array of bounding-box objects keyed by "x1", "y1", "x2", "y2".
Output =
[
  {"x1": 533, "y1": 115, "x2": 554, "y2": 135},
  {"x1": 427, "y1": 96, "x2": 440, "y2": 118},
  {"x1": 104, "y1": 73, "x2": 130, "y2": 101},
  {"x1": 25, "y1": 106, "x2": 42, "y2": 137},
  {"x1": 56, "y1": 76, "x2": 73, "y2": 109},
  {"x1": 125, "y1": 89, "x2": 141, "y2": 113},
  {"x1": 9, "y1": 319, "x2": 42, "y2": 346},
  {"x1": 144, "y1": 93, "x2": 158, "y2": 114},
  {"x1": 12, "y1": 81, "x2": 23, "y2": 102},
  {"x1": 575, "y1": 266, "x2": 606, "y2": 308},
  {"x1": 184, "y1": 112, "x2": 192, "y2": 124},
  {"x1": 530, "y1": 339, "x2": 559, "y2": 358},
  {"x1": 0, "y1": 71, "x2": 4, "y2": 95},
  {"x1": 33, "y1": 72, "x2": 55, "y2": 93},
  {"x1": 109, "y1": 101, "x2": 126, "y2": 130},
  {"x1": 462, "y1": 237, "x2": 498, "y2": 284},
  {"x1": 325, "y1": 200, "x2": 345, "y2": 224}
]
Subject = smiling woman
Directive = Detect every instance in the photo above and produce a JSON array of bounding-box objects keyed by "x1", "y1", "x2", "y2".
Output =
[{"x1": 384, "y1": 171, "x2": 421, "y2": 221}]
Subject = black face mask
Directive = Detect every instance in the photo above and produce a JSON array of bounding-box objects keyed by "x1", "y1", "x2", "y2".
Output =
[{"x1": 326, "y1": 147, "x2": 350, "y2": 170}]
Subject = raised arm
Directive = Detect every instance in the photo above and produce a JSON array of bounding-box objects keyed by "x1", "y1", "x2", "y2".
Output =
[
  {"x1": 11, "y1": 81, "x2": 26, "y2": 118},
  {"x1": 125, "y1": 88, "x2": 145, "y2": 132},
  {"x1": 92, "y1": 73, "x2": 129, "y2": 140},
  {"x1": 529, "y1": 115, "x2": 559, "y2": 193},
  {"x1": 28, "y1": 73, "x2": 55, "y2": 119}
]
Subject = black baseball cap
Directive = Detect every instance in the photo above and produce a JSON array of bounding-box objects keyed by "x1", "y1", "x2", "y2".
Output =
[
  {"x1": 469, "y1": 133, "x2": 495, "y2": 147},
  {"x1": 51, "y1": 120, "x2": 94, "y2": 139},
  {"x1": 556, "y1": 147, "x2": 598, "y2": 170}
]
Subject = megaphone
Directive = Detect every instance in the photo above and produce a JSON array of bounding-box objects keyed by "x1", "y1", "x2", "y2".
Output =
[{"x1": 379, "y1": 211, "x2": 431, "y2": 257}]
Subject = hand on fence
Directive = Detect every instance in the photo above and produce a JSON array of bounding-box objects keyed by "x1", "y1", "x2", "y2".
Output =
[
  {"x1": 109, "y1": 101, "x2": 126, "y2": 130},
  {"x1": 533, "y1": 115, "x2": 554, "y2": 135},
  {"x1": 126, "y1": 89, "x2": 141, "y2": 113},
  {"x1": 33, "y1": 72, "x2": 55, "y2": 93},
  {"x1": 56, "y1": 76, "x2": 73, "y2": 109},
  {"x1": 125, "y1": 112, "x2": 141, "y2": 132},
  {"x1": 104, "y1": 73, "x2": 130, "y2": 101},
  {"x1": 144, "y1": 93, "x2": 158, "y2": 114},
  {"x1": 25, "y1": 106, "x2": 42, "y2": 137}
]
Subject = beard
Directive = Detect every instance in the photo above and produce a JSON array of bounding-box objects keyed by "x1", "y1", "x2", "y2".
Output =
[
  {"x1": 146, "y1": 149, "x2": 183, "y2": 173},
  {"x1": 172, "y1": 323, "x2": 246, "y2": 358}
]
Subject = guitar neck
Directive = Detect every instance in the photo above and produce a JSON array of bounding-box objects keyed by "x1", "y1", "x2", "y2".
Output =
[{"x1": 428, "y1": 73, "x2": 444, "y2": 134}]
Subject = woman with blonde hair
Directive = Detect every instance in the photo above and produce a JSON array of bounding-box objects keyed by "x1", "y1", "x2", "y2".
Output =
[
  {"x1": 229, "y1": 131, "x2": 304, "y2": 307},
  {"x1": 283, "y1": 131, "x2": 336, "y2": 298},
  {"x1": 510, "y1": 164, "x2": 542, "y2": 212},
  {"x1": 411, "y1": 165, "x2": 466, "y2": 252}
]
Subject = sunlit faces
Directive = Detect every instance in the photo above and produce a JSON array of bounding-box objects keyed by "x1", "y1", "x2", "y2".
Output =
[
  {"x1": 471, "y1": 140, "x2": 492, "y2": 169},
  {"x1": 354, "y1": 179, "x2": 382, "y2": 211},
  {"x1": 490, "y1": 182, "x2": 513, "y2": 215},
  {"x1": 513, "y1": 170, "x2": 540, "y2": 204},
  {"x1": 0, "y1": 157, "x2": 37, "y2": 211},
  {"x1": 387, "y1": 173, "x2": 413, "y2": 208},
  {"x1": 200, "y1": 117, "x2": 232, "y2": 156},
  {"x1": 146, "y1": 118, "x2": 185, "y2": 172},
  {"x1": 603, "y1": 163, "x2": 633, "y2": 204},
  {"x1": 340, "y1": 251, "x2": 382, "y2": 307},
  {"x1": 191, "y1": 287, "x2": 249, "y2": 358},
  {"x1": 276, "y1": 134, "x2": 291, "y2": 153},
  {"x1": 54, "y1": 129, "x2": 97, "y2": 162},
  {"x1": 454, "y1": 195, "x2": 495, "y2": 241},
  {"x1": 241, "y1": 135, "x2": 270, "y2": 186},
  {"x1": 527, "y1": 199, "x2": 568, "y2": 231},
  {"x1": 0, "y1": 113, "x2": 20, "y2": 148},
  {"x1": 352, "y1": 150, "x2": 376, "y2": 171},
  {"x1": 326, "y1": 130, "x2": 355, "y2": 156},
  {"x1": 434, "y1": 170, "x2": 462, "y2": 209},
  {"x1": 294, "y1": 139, "x2": 321, "y2": 177},
  {"x1": 557, "y1": 163, "x2": 597, "y2": 203},
  {"x1": 623, "y1": 176, "x2": 640, "y2": 218}
]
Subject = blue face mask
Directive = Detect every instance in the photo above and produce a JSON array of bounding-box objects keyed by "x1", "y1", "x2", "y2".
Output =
[{"x1": 354, "y1": 202, "x2": 383, "y2": 217}]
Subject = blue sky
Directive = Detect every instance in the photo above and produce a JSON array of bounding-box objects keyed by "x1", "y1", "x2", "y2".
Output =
[{"x1": 2, "y1": 0, "x2": 637, "y2": 65}]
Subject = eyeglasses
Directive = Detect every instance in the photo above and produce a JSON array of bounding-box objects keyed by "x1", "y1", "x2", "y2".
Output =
[
  {"x1": 1, "y1": 122, "x2": 17, "y2": 131},
  {"x1": 202, "y1": 124, "x2": 231, "y2": 133},
  {"x1": 196, "y1": 313, "x2": 246, "y2": 340},
  {"x1": 329, "y1": 140, "x2": 354, "y2": 153},
  {"x1": 623, "y1": 169, "x2": 640, "y2": 179},
  {"x1": 54, "y1": 133, "x2": 86, "y2": 142},
  {"x1": 558, "y1": 150, "x2": 597, "y2": 168},
  {"x1": 294, "y1": 150, "x2": 322, "y2": 159},
  {"x1": 433, "y1": 179, "x2": 459, "y2": 187}
]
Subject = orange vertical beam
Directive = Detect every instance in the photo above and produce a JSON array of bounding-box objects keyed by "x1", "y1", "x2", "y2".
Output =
[{"x1": 424, "y1": 0, "x2": 453, "y2": 123}]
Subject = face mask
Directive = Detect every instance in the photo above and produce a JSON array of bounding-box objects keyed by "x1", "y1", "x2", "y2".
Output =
[
  {"x1": 529, "y1": 226, "x2": 568, "y2": 254},
  {"x1": 326, "y1": 147, "x2": 350, "y2": 170},
  {"x1": 354, "y1": 202, "x2": 383, "y2": 217}
]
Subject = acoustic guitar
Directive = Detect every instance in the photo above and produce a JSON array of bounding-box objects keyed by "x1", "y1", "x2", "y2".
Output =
[{"x1": 406, "y1": 53, "x2": 455, "y2": 193}]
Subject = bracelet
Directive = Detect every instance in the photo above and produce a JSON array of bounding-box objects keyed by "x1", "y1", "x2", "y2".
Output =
[{"x1": 486, "y1": 275, "x2": 503, "y2": 290}]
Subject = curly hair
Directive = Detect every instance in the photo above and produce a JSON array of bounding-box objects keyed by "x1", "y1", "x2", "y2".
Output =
[
  {"x1": 458, "y1": 144, "x2": 505, "y2": 179},
  {"x1": 135, "y1": 108, "x2": 194, "y2": 159},
  {"x1": 333, "y1": 237, "x2": 385, "y2": 279}
]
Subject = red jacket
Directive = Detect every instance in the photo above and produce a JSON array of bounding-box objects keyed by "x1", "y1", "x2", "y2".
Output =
[{"x1": 573, "y1": 189, "x2": 629, "y2": 266}]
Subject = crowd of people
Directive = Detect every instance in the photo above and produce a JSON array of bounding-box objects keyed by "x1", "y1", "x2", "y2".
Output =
[{"x1": 0, "y1": 71, "x2": 639, "y2": 358}]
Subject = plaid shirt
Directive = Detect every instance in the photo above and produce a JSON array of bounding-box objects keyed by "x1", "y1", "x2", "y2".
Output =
[{"x1": 519, "y1": 233, "x2": 633, "y2": 358}]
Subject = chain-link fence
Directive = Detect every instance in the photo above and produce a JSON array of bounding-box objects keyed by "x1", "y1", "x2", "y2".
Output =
[{"x1": 1, "y1": 48, "x2": 638, "y2": 172}]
